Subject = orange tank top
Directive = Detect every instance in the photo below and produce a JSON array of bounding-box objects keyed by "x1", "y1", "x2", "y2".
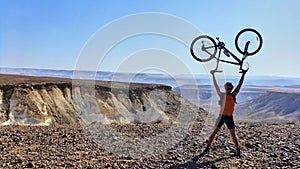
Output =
[{"x1": 220, "y1": 94, "x2": 236, "y2": 116}]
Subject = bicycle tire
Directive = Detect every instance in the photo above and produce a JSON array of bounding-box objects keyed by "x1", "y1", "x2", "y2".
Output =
[
  {"x1": 235, "y1": 28, "x2": 263, "y2": 56},
  {"x1": 190, "y1": 35, "x2": 217, "y2": 62}
]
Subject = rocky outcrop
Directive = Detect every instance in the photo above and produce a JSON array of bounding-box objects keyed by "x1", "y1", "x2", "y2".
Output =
[{"x1": 0, "y1": 74, "x2": 206, "y2": 125}]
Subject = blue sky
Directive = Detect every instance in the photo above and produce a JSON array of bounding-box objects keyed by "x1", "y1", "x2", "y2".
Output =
[{"x1": 0, "y1": 0, "x2": 299, "y2": 77}]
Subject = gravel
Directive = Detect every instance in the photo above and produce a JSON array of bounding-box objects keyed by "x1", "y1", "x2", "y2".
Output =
[{"x1": 0, "y1": 122, "x2": 299, "y2": 168}]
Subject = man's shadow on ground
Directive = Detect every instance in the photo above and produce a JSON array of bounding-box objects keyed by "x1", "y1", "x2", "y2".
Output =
[{"x1": 169, "y1": 153, "x2": 235, "y2": 169}]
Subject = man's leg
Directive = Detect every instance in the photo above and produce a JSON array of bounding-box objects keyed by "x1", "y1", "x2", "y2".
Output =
[
  {"x1": 225, "y1": 117, "x2": 240, "y2": 151},
  {"x1": 202, "y1": 115, "x2": 224, "y2": 155},
  {"x1": 208, "y1": 127, "x2": 220, "y2": 144},
  {"x1": 202, "y1": 127, "x2": 220, "y2": 154},
  {"x1": 229, "y1": 128, "x2": 239, "y2": 148},
  {"x1": 229, "y1": 128, "x2": 241, "y2": 156}
]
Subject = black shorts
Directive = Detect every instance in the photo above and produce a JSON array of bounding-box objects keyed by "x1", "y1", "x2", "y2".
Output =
[{"x1": 215, "y1": 115, "x2": 235, "y2": 129}]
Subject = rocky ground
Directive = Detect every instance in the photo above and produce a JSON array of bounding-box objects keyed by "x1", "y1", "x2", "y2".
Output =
[{"x1": 0, "y1": 122, "x2": 299, "y2": 168}]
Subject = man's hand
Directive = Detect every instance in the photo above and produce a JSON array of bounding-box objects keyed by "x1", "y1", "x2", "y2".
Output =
[
  {"x1": 210, "y1": 70, "x2": 222, "y2": 75},
  {"x1": 240, "y1": 69, "x2": 248, "y2": 74}
]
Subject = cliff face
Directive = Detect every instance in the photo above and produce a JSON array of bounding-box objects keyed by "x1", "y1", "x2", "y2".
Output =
[{"x1": 0, "y1": 74, "x2": 206, "y2": 125}]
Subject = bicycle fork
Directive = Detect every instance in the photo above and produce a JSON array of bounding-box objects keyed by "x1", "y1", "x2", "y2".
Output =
[{"x1": 240, "y1": 41, "x2": 251, "y2": 71}]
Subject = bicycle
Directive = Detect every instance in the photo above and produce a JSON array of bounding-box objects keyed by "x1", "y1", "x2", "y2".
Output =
[{"x1": 190, "y1": 28, "x2": 263, "y2": 73}]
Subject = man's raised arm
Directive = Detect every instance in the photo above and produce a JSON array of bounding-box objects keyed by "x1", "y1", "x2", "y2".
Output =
[
  {"x1": 211, "y1": 71, "x2": 222, "y2": 96},
  {"x1": 234, "y1": 70, "x2": 247, "y2": 95}
]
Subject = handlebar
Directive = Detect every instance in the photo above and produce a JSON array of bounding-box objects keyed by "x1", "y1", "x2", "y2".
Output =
[
  {"x1": 211, "y1": 37, "x2": 250, "y2": 74},
  {"x1": 239, "y1": 69, "x2": 248, "y2": 74}
]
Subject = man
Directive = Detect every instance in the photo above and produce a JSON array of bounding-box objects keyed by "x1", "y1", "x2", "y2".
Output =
[{"x1": 202, "y1": 69, "x2": 247, "y2": 157}]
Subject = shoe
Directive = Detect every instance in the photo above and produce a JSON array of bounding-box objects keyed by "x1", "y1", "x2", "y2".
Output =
[
  {"x1": 189, "y1": 155, "x2": 199, "y2": 163},
  {"x1": 236, "y1": 148, "x2": 242, "y2": 157},
  {"x1": 202, "y1": 146, "x2": 210, "y2": 155}
]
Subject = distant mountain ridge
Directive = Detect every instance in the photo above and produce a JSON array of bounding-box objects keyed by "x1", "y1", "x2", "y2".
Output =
[
  {"x1": 1, "y1": 67, "x2": 300, "y2": 87},
  {"x1": 235, "y1": 91, "x2": 300, "y2": 123}
]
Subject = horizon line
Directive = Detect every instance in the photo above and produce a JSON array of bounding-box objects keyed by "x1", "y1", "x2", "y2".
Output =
[{"x1": 0, "y1": 67, "x2": 299, "y2": 79}]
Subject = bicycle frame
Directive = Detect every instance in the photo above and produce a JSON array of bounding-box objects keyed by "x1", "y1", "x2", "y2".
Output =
[
  {"x1": 212, "y1": 38, "x2": 250, "y2": 72},
  {"x1": 191, "y1": 28, "x2": 262, "y2": 72}
]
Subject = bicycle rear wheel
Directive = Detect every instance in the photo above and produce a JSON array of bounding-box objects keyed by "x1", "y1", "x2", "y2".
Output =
[
  {"x1": 235, "y1": 28, "x2": 263, "y2": 56},
  {"x1": 190, "y1": 35, "x2": 217, "y2": 62}
]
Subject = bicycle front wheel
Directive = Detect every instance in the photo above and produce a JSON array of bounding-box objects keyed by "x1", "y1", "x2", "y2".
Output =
[
  {"x1": 235, "y1": 28, "x2": 263, "y2": 56},
  {"x1": 190, "y1": 35, "x2": 217, "y2": 62}
]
